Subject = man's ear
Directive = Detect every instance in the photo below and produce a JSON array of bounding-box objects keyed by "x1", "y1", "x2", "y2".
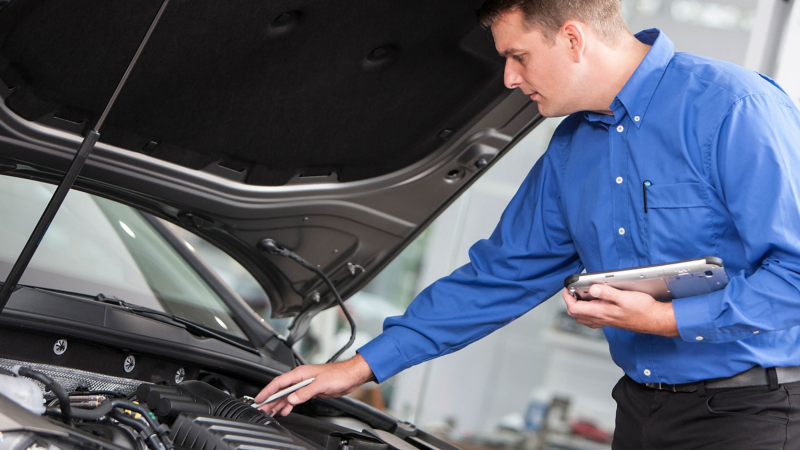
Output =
[{"x1": 561, "y1": 21, "x2": 586, "y2": 63}]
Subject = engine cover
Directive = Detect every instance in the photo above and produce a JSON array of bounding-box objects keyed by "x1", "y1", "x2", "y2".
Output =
[{"x1": 170, "y1": 413, "x2": 324, "y2": 450}]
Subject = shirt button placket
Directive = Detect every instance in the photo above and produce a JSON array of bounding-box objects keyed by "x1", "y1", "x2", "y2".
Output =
[{"x1": 611, "y1": 121, "x2": 629, "y2": 265}]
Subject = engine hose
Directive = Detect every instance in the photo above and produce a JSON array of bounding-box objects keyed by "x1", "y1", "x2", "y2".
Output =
[
  {"x1": 45, "y1": 400, "x2": 113, "y2": 420},
  {"x1": 45, "y1": 396, "x2": 171, "y2": 450},
  {"x1": 110, "y1": 400, "x2": 172, "y2": 450},
  {"x1": 110, "y1": 409, "x2": 164, "y2": 450},
  {"x1": 15, "y1": 366, "x2": 72, "y2": 426}
]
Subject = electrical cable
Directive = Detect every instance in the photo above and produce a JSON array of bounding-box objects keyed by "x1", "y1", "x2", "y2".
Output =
[{"x1": 258, "y1": 239, "x2": 357, "y2": 363}]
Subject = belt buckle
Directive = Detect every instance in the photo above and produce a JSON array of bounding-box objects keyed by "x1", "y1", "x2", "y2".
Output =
[{"x1": 649, "y1": 382, "x2": 676, "y2": 392}]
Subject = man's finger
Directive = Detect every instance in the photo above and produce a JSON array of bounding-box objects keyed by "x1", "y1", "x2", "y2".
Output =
[
  {"x1": 562, "y1": 288, "x2": 578, "y2": 306},
  {"x1": 255, "y1": 368, "x2": 311, "y2": 403},
  {"x1": 588, "y1": 284, "x2": 622, "y2": 302},
  {"x1": 286, "y1": 382, "x2": 318, "y2": 406},
  {"x1": 576, "y1": 318, "x2": 604, "y2": 328},
  {"x1": 565, "y1": 291, "x2": 607, "y2": 316},
  {"x1": 257, "y1": 398, "x2": 288, "y2": 413},
  {"x1": 279, "y1": 403, "x2": 294, "y2": 416}
]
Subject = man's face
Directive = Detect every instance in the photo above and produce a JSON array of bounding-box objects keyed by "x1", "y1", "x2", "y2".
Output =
[{"x1": 491, "y1": 10, "x2": 583, "y2": 117}]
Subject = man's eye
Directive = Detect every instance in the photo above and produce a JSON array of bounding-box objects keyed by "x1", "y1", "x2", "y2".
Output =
[{"x1": 512, "y1": 54, "x2": 524, "y2": 63}]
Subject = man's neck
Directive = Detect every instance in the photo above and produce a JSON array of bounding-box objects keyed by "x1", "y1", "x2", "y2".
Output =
[{"x1": 587, "y1": 35, "x2": 652, "y2": 115}]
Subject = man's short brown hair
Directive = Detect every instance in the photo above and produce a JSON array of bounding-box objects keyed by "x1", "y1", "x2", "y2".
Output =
[{"x1": 476, "y1": 0, "x2": 629, "y2": 45}]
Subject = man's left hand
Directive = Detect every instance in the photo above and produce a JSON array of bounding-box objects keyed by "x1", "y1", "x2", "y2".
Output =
[{"x1": 562, "y1": 285, "x2": 680, "y2": 337}]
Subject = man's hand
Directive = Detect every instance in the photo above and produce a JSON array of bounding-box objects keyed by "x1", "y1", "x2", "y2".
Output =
[
  {"x1": 254, "y1": 354, "x2": 375, "y2": 417},
  {"x1": 562, "y1": 285, "x2": 679, "y2": 337}
]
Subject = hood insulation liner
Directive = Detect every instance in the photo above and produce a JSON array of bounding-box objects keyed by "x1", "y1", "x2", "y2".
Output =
[{"x1": 0, "y1": 0, "x2": 505, "y2": 184}]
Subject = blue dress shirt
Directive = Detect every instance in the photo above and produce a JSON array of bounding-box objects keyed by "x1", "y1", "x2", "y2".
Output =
[{"x1": 357, "y1": 29, "x2": 800, "y2": 385}]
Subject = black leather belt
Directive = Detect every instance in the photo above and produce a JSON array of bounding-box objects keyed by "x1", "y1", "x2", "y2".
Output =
[{"x1": 643, "y1": 365, "x2": 800, "y2": 393}]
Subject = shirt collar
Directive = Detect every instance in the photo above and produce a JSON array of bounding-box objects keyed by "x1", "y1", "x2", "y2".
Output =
[{"x1": 584, "y1": 29, "x2": 675, "y2": 128}]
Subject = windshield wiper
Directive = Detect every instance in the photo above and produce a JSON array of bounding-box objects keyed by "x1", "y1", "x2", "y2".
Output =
[{"x1": 93, "y1": 293, "x2": 260, "y2": 355}]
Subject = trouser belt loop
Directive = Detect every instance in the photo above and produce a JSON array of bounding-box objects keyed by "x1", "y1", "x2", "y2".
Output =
[
  {"x1": 696, "y1": 379, "x2": 707, "y2": 397},
  {"x1": 768, "y1": 367, "x2": 780, "y2": 391}
]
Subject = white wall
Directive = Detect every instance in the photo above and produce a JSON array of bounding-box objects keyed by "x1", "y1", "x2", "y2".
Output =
[{"x1": 772, "y1": 1, "x2": 800, "y2": 106}]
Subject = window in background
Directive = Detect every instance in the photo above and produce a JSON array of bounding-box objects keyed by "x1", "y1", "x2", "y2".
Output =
[{"x1": 622, "y1": 0, "x2": 757, "y2": 65}]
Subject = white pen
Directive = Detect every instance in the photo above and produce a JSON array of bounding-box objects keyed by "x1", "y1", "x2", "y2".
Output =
[{"x1": 252, "y1": 378, "x2": 315, "y2": 409}]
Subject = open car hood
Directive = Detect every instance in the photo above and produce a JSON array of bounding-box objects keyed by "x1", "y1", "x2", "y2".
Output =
[{"x1": 0, "y1": 0, "x2": 542, "y2": 318}]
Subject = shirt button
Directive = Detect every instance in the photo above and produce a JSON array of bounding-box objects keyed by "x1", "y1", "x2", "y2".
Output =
[
  {"x1": 634, "y1": 116, "x2": 641, "y2": 122},
  {"x1": 616, "y1": 176, "x2": 623, "y2": 184},
  {"x1": 753, "y1": 330, "x2": 760, "y2": 334},
  {"x1": 644, "y1": 369, "x2": 651, "y2": 376},
  {"x1": 617, "y1": 125, "x2": 624, "y2": 132},
  {"x1": 618, "y1": 228, "x2": 625, "y2": 235},
  {"x1": 695, "y1": 336, "x2": 704, "y2": 341}
]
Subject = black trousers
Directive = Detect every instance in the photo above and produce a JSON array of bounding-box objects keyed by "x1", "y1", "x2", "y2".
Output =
[{"x1": 612, "y1": 375, "x2": 800, "y2": 449}]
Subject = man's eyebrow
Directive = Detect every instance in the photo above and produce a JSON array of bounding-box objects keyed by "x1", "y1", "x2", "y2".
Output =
[{"x1": 498, "y1": 48, "x2": 524, "y2": 57}]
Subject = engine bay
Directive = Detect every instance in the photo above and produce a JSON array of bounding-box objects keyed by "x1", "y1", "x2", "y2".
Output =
[{"x1": 0, "y1": 356, "x2": 450, "y2": 450}]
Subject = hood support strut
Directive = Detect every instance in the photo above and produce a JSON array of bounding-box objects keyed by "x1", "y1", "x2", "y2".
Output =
[{"x1": 0, "y1": 0, "x2": 171, "y2": 313}]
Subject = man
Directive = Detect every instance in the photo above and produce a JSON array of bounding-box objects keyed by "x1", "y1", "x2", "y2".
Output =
[{"x1": 257, "y1": 0, "x2": 800, "y2": 447}]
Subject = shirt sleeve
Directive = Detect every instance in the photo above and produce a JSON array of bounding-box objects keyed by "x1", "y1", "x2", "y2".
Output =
[
  {"x1": 673, "y1": 93, "x2": 800, "y2": 343},
  {"x1": 357, "y1": 131, "x2": 583, "y2": 383}
]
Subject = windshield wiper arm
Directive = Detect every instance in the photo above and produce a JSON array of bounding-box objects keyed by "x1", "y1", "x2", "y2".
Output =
[{"x1": 95, "y1": 294, "x2": 260, "y2": 355}]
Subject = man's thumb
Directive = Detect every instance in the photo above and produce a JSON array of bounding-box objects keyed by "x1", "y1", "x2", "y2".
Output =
[
  {"x1": 287, "y1": 384, "x2": 317, "y2": 405},
  {"x1": 589, "y1": 284, "x2": 616, "y2": 300}
]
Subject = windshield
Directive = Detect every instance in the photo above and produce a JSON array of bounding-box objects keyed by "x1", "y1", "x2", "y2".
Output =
[{"x1": 0, "y1": 175, "x2": 246, "y2": 340}]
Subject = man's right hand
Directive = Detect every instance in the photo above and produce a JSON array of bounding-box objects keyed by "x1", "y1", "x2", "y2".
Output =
[{"x1": 254, "y1": 353, "x2": 376, "y2": 417}]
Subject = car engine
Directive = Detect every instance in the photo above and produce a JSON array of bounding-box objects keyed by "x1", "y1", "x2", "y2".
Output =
[{"x1": 0, "y1": 357, "x2": 426, "y2": 450}]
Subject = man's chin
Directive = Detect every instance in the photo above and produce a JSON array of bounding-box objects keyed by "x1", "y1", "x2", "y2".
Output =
[
  {"x1": 535, "y1": 104, "x2": 569, "y2": 118},
  {"x1": 533, "y1": 100, "x2": 577, "y2": 118}
]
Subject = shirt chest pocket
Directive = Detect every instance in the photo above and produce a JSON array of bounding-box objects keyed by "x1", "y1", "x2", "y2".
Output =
[{"x1": 644, "y1": 182, "x2": 716, "y2": 260}]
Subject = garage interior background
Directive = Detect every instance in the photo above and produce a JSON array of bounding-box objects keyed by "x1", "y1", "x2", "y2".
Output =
[{"x1": 182, "y1": 0, "x2": 799, "y2": 448}]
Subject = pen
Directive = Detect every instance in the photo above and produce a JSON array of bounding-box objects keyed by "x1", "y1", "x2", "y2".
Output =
[
  {"x1": 643, "y1": 180, "x2": 651, "y2": 213},
  {"x1": 252, "y1": 378, "x2": 315, "y2": 409}
]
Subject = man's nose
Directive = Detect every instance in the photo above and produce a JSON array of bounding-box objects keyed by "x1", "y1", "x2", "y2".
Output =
[{"x1": 504, "y1": 60, "x2": 523, "y2": 89}]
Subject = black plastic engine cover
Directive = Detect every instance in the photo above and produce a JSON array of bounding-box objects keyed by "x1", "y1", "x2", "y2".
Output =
[
  {"x1": 170, "y1": 413, "x2": 325, "y2": 450},
  {"x1": 138, "y1": 381, "x2": 271, "y2": 425}
]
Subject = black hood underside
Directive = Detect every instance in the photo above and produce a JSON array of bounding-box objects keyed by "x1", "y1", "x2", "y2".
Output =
[
  {"x1": 0, "y1": 0, "x2": 542, "y2": 320},
  {"x1": 0, "y1": 0, "x2": 505, "y2": 185}
]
